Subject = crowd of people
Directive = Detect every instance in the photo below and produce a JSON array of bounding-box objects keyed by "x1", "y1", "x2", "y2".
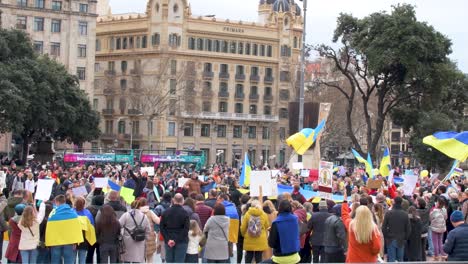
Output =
[{"x1": 0, "y1": 159, "x2": 467, "y2": 263}]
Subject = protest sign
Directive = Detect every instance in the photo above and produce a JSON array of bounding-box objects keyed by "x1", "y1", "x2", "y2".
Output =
[
  {"x1": 0, "y1": 171, "x2": 5, "y2": 190},
  {"x1": 35, "y1": 179, "x2": 54, "y2": 201},
  {"x1": 367, "y1": 179, "x2": 383, "y2": 189},
  {"x1": 292, "y1": 162, "x2": 304, "y2": 170},
  {"x1": 72, "y1": 186, "x2": 88, "y2": 197},
  {"x1": 141, "y1": 167, "x2": 155, "y2": 176},
  {"x1": 388, "y1": 169, "x2": 395, "y2": 184},
  {"x1": 198, "y1": 175, "x2": 205, "y2": 182},
  {"x1": 402, "y1": 174, "x2": 418, "y2": 196},
  {"x1": 94, "y1": 177, "x2": 109, "y2": 188},
  {"x1": 308, "y1": 169, "x2": 319, "y2": 182},
  {"x1": 250, "y1": 171, "x2": 273, "y2": 197},
  {"x1": 178, "y1": 177, "x2": 189, "y2": 188},
  {"x1": 318, "y1": 161, "x2": 333, "y2": 199},
  {"x1": 271, "y1": 170, "x2": 281, "y2": 178},
  {"x1": 300, "y1": 169, "x2": 310, "y2": 177}
]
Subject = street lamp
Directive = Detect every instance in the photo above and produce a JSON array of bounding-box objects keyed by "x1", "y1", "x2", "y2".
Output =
[{"x1": 298, "y1": 0, "x2": 307, "y2": 162}]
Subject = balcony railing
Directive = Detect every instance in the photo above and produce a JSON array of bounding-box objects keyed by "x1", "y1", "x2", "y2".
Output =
[
  {"x1": 181, "y1": 112, "x2": 279, "y2": 122},
  {"x1": 100, "y1": 133, "x2": 116, "y2": 140},
  {"x1": 235, "y1": 74, "x2": 246, "y2": 81},
  {"x1": 104, "y1": 70, "x2": 116, "y2": 76},
  {"x1": 264, "y1": 76, "x2": 274, "y2": 84},
  {"x1": 103, "y1": 88, "x2": 114, "y2": 95},
  {"x1": 235, "y1": 92, "x2": 245, "y2": 99},
  {"x1": 219, "y1": 72, "x2": 230, "y2": 80},
  {"x1": 202, "y1": 71, "x2": 214, "y2": 79},
  {"x1": 202, "y1": 89, "x2": 213, "y2": 97},
  {"x1": 128, "y1": 109, "x2": 142, "y2": 115},
  {"x1": 250, "y1": 75, "x2": 260, "y2": 82},
  {"x1": 264, "y1": 94, "x2": 273, "y2": 102},
  {"x1": 249, "y1": 93, "x2": 259, "y2": 101},
  {"x1": 102, "y1": 109, "x2": 114, "y2": 115},
  {"x1": 218, "y1": 91, "x2": 229, "y2": 98}
]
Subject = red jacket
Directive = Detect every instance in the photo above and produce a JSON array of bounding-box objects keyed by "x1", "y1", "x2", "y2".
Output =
[
  {"x1": 5, "y1": 219, "x2": 21, "y2": 262},
  {"x1": 195, "y1": 202, "x2": 213, "y2": 229}
]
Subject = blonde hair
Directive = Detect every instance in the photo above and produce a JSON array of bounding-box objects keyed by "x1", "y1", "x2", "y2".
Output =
[
  {"x1": 20, "y1": 206, "x2": 35, "y2": 228},
  {"x1": 282, "y1": 193, "x2": 292, "y2": 202},
  {"x1": 263, "y1": 200, "x2": 277, "y2": 213},
  {"x1": 189, "y1": 220, "x2": 202, "y2": 237},
  {"x1": 350, "y1": 205, "x2": 376, "y2": 244},
  {"x1": 250, "y1": 199, "x2": 263, "y2": 210}
]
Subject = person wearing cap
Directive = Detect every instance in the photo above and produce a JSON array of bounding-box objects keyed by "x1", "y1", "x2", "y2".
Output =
[
  {"x1": 5, "y1": 203, "x2": 26, "y2": 263},
  {"x1": 307, "y1": 199, "x2": 332, "y2": 263},
  {"x1": 443, "y1": 210, "x2": 468, "y2": 261}
]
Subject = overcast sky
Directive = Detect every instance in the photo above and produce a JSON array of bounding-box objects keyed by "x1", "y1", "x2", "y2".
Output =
[{"x1": 109, "y1": 0, "x2": 468, "y2": 72}]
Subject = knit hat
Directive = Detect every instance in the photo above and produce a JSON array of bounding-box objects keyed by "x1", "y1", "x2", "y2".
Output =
[
  {"x1": 332, "y1": 204, "x2": 342, "y2": 217},
  {"x1": 450, "y1": 210, "x2": 464, "y2": 223},
  {"x1": 319, "y1": 200, "x2": 327, "y2": 210},
  {"x1": 15, "y1": 203, "x2": 26, "y2": 216}
]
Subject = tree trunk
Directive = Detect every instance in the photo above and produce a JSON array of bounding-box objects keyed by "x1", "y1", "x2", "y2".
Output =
[{"x1": 21, "y1": 134, "x2": 30, "y2": 165}]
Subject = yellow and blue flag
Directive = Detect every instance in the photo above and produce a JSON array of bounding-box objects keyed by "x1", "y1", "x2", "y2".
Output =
[
  {"x1": 286, "y1": 119, "x2": 326, "y2": 155},
  {"x1": 76, "y1": 209, "x2": 96, "y2": 246},
  {"x1": 120, "y1": 186, "x2": 135, "y2": 204},
  {"x1": 223, "y1": 201, "x2": 240, "y2": 243},
  {"x1": 380, "y1": 147, "x2": 391, "y2": 177},
  {"x1": 423, "y1": 131, "x2": 468, "y2": 162},
  {"x1": 367, "y1": 153, "x2": 374, "y2": 179},
  {"x1": 45, "y1": 204, "x2": 84, "y2": 247},
  {"x1": 351, "y1": 149, "x2": 373, "y2": 178},
  {"x1": 239, "y1": 152, "x2": 252, "y2": 186}
]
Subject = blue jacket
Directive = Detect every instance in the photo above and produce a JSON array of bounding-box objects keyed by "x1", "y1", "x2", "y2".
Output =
[{"x1": 443, "y1": 223, "x2": 468, "y2": 261}]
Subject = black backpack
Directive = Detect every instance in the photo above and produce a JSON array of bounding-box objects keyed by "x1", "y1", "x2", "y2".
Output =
[{"x1": 124, "y1": 211, "x2": 146, "y2": 242}]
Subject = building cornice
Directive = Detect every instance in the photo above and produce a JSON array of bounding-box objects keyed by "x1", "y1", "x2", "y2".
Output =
[{"x1": 0, "y1": 4, "x2": 98, "y2": 18}]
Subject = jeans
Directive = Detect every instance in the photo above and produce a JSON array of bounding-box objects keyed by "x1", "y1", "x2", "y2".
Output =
[
  {"x1": 50, "y1": 245, "x2": 75, "y2": 264},
  {"x1": 165, "y1": 242, "x2": 188, "y2": 263},
  {"x1": 245, "y1": 251, "x2": 263, "y2": 263},
  {"x1": 427, "y1": 230, "x2": 434, "y2": 256},
  {"x1": 20, "y1": 249, "x2": 38, "y2": 264},
  {"x1": 185, "y1": 253, "x2": 199, "y2": 263},
  {"x1": 432, "y1": 231, "x2": 444, "y2": 257},
  {"x1": 87, "y1": 242, "x2": 100, "y2": 264},
  {"x1": 100, "y1": 244, "x2": 118, "y2": 263},
  {"x1": 311, "y1": 245, "x2": 324, "y2": 263},
  {"x1": 76, "y1": 249, "x2": 87, "y2": 264},
  {"x1": 420, "y1": 237, "x2": 427, "y2": 261},
  {"x1": 386, "y1": 240, "x2": 405, "y2": 262},
  {"x1": 36, "y1": 247, "x2": 50, "y2": 264},
  {"x1": 207, "y1": 259, "x2": 230, "y2": 263}
]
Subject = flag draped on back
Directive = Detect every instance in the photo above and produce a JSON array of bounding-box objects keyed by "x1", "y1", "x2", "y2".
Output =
[
  {"x1": 76, "y1": 209, "x2": 96, "y2": 246},
  {"x1": 380, "y1": 147, "x2": 391, "y2": 177},
  {"x1": 239, "y1": 153, "x2": 251, "y2": 186},
  {"x1": 351, "y1": 149, "x2": 373, "y2": 178},
  {"x1": 423, "y1": 131, "x2": 468, "y2": 162},
  {"x1": 223, "y1": 201, "x2": 240, "y2": 243},
  {"x1": 286, "y1": 120, "x2": 326, "y2": 155},
  {"x1": 46, "y1": 204, "x2": 84, "y2": 247}
]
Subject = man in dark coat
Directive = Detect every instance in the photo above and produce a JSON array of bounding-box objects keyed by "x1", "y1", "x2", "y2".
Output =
[
  {"x1": 444, "y1": 210, "x2": 468, "y2": 261},
  {"x1": 383, "y1": 196, "x2": 411, "y2": 262},
  {"x1": 307, "y1": 200, "x2": 331, "y2": 263},
  {"x1": 323, "y1": 204, "x2": 347, "y2": 263}
]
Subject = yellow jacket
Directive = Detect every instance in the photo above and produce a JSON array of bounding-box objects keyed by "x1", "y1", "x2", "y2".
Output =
[{"x1": 241, "y1": 207, "x2": 270, "y2": 251}]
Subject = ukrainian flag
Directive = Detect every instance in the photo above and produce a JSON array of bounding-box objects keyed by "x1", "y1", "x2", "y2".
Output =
[
  {"x1": 423, "y1": 131, "x2": 468, "y2": 162},
  {"x1": 120, "y1": 186, "x2": 135, "y2": 204},
  {"x1": 380, "y1": 147, "x2": 391, "y2": 177},
  {"x1": 45, "y1": 204, "x2": 84, "y2": 247},
  {"x1": 223, "y1": 201, "x2": 240, "y2": 243},
  {"x1": 351, "y1": 149, "x2": 373, "y2": 178},
  {"x1": 286, "y1": 120, "x2": 326, "y2": 155},
  {"x1": 239, "y1": 152, "x2": 252, "y2": 186},
  {"x1": 76, "y1": 209, "x2": 96, "y2": 246}
]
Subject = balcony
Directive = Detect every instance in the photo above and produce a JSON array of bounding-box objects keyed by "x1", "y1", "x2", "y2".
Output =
[
  {"x1": 235, "y1": 74, "x2": 246, "y2": 81},
  {"x1": 249, "y1": 93, "x2": 259, "y2": 101},
  {"x1": 103, "y1": 88, "x2": 114, "y2": 95},
  {"x1": 128, "y1": 109, "x2": 142, "y2": 116},
  {"x1": 250, "y1": 75, "x2": 260, "y2": 82},
  {"x1": 219, "y1": 72, "x2": 230, "y2": 80},
  {"x1": 124, "y1": 134, "x2": 143, "y2": 140},
  {"x1": 102, "y1": 109, "x2": 114, "y2": 116},
  {"x1": 202, "y1": 89, "x2": 213, "y2": 98},
  {"x1": 264, "y1": 94, "x2": 273, "y2": 102},
  {"x1": 130, "y1": 68, "x2": 142, "y2": 75},
  {"x1": 202, "y1": 71, "x2": 214, "y2": 80},
  {"x1": 104, "y1": 70, "x2": 116, "y2": 76},
  {"x1": 218, "y1": 91, "x2": 229, "y2": 98},
  {"x1": 235, "y1": 92, "x2": 245, "y2": 100},
  {"x1": 181, "y1": 111, "x2": 279, "y2": 122},
  {"x1": 264, "y1": 76, "x2": 274, "y2": 84},
  {"x1": 100, "y1": 133, "x2": 116, "y2": 140}
]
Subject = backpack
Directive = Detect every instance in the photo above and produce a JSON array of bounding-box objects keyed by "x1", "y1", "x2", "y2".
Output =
[
  {"x1": 124, "y1": 211, "x2": 146, "y2": 242},
  {"x1": 247, "y1": 215, "x2": 262, "y2": 237}
]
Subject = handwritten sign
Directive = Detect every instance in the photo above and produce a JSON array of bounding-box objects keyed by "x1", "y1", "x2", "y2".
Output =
[{"x1": 35, "y1": 179, "x2": 55, "y2": 201}]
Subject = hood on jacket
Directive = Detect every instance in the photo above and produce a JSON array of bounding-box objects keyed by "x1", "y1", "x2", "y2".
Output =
[
  {"x1": 183, "y1": 205, "x2": 194, "y2": 214},
  {"x1": 211, "y1": 215, "x2": 229, "y2": 225},
  {"x1": 294, "y1": 208, "x2": 307, "y2": 221},
  {"x1": 140, "y1": 205, "x2": 150, "y2": 213},
  {"x1": 7, "y1": 197, "x2": 23, "y2": 208},
  {"x1": 248, "y1": 207, "x2": 263, "y2": 217}
]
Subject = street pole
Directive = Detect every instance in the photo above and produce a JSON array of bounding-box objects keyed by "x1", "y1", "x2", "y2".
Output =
[
  {"x1": 130, "y1": 121, "x2": 133, "y2": 150},
  {"x1": 298, "y1": 0, "x2": 307, "y2": 162}
]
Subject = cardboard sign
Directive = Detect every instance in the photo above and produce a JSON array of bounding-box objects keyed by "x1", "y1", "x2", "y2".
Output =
[
  {"x1": 141, "y1": 167, "x2": 155, "y2": 176},
  {"x1": 292, "y1": 162, "x2": 304, "y2": 170},
  {"x1": 72, "y1": 186, "x2": 88, "y2": 197},
  {"x1": 250, "y1": 171, "x2": 273, "y2": 197},
  {"x1": 402, "y1": 174, "x2": 418, "y2": 196},
  {"x1": 94, "y1": 177, "x2": 109, "y2": 188},
  {"x1": 35, "y1": 179, "x2": 55, "y2": 201},
  {"x1": 367, "y1": 179, "x2": 383, "y2": 189},
  {"x1": 300, "y1": 169, "x2": 310, "y2": 177},
  {"x1": 178, "y1": 177, "x2": 189, "y2": 188},
  {"x1": 318, "y1": 161, "x2": 333, "y2": 199}
]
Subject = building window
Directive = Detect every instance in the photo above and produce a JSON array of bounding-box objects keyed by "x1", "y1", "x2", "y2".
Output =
[
  {"x1": 236, "y1": 65, "x2": 244, "y2": 75},
  {"x1": 217, "y1": 125, "x2": 226, "y2": 138},
  {"x1": 219, "y1": 102, "x2": 228, "y2": 112},
  {"x1": 170, "y1": 79, "x2": 176, "y2": 94},
  {"x1": 245, "y1": 43, "x2": 251, "y2": 55},
  {"x1": 233, "y1": 126, "x2": 242, "y2": 138},
  {"x1": 260, "y1": 44, "x2": 265, "y2": 56},
  {"x1": 230, "y1": 41, "x2": 237, "y2": 54},
  {"x1": 219, "y1": 82, "x2": 228, "y2": 92},
  {"x1": 122, "y1": 38, "x2": 128, "y2": 49},
  {"x1": 17, "y1": 0, "x2": 28, "y2": 7},
  {"x1": 132, "y1": 121, "x2": 140, "y2": 135},
  {"x1": 235, "y1": 103, "x2": 243, "y2": 114},
  {"x1": 262, "y1": 127, "x2": 270, "y2": 140},
  {"x1": 79, "y1": 22, "x2": 88, "y2": 35},
  {"x1": 16, "y1": 16, "x2": 27, "y2": 30},
  {"x1": 235, "y1": 84, "x2": 244, "y2": 97},
  {"x1": 220, "y1": 64, "x2": 228, "y2": 74},
  {"x1": 267, "y1": 45, "x2": 272, "y2": 57},
  {"x1": 250, "y1": 86, "x2": 258, "y2": 96},
  {"x1": 92, "y1": 98, "x2": 98, "y2": 110},
  {"x1": 168, "y1": 122, "x2": 176, "y2": 136},
  {"x1": 35, "y1": 0, "x2": 44, "y2": 8},
  {"x1": 116, "y1": 38, "x2": 121, "y2": 50},
  {"x1": 77, "y1": 67, "x2": 86, "y2": 80},
  {"x1": 34, "y1": 17, "x2": 44, "y2": 31},
  {"x1": 201, "y1": 124, "x2": 210, "y2": 137},
  {"x1": 392, "y1": 132, "x2": 401, "y2": 142},
  {"x1": 169, "y1": 33, "x2": 180, "y2": 47},
  {"x1": 33, "y1": 41, "x2": 43, "y2": 54},
  {"x1": 170, "y1": 60, "x2": 177, "y2": 75},
  {"x1": 197, "y1": 38, "x2": 204, "y2": 50},
  {"x1": 252, "y1": 44, "x2": 258, "y2": 56},
  {"x1": 79, "y1": 3, "x2": 88, "y2": 13},
  {"x1": 120, "y1": 79, "x2": 127, "y2": 90},
  {"x1": 249, "y1": 105, "x2": 257, "y2": 114},
  {"x1": 248, "y1": 126, "x2": 256, "y2": 139},
  {"x1": 251, "y1": 66, "x2": 259, "y2": 76},
  {"x1": 78, "y1": 44, "x2": 87, "y2": 58},
  {"x1": 142, "y1": 36, "x2": 147, "y2": 48},
  {"x1": 280, "y1": 89, "x2": 290, "y2": 100},
  {"x1": 265, "y1": 86, "x2": 272, "y2": 96},
  {"x1": 105, "y1": 120, "x2": 114, "y2": 134},
  {"x1": 152, "y1": 33, "x2": 161, "y2": 46},
  {"x1": 280, "y1": 71, "x2": 290, "y2": 82},
  {"x1": 205, "y1": 39, "x2": 212, "y2": 51},
  {"x1": 265, "y1": 67, "x2": 273, "y2": 78},
  {"x1": 121, "y1": 61, "x2": 127, "y2": 72},
  {"x1": 221, "y1": 40, "x2": 228, "y2": 53},
  {"x1": 118, "y1": 121, "x2": 126, "y2": 134},
  {"x1": 168, "y1": 99, "x2": 176, "y2": 115},
  {"x1": 204, "y1": 62, "x2": 212, "y2": 73},
  {"x1": 173, "y1": 4, "x2": 179, "y2": 13},
  {"x1": 294, "y1": 37, "x2": 298, "y2": 48},
  {"x1": 106, "y1": 98, "x2": 114, "y2": 109},
  {"x1": 188, "y1": 37, "x2": 195, "y2": 50},
  {"x1": 50, "y1": 19, "x2": 61, "y2": 32},
  {"x1": 264, "y1": 105, "x2": 271, "y2": 115},
  {"x1": 183, "y1": 123, "x2": 194, "y2": 137},
  {"x1": 279, "y1": 108, "x2": 288, "y2": 119},
  {"x1": 238, "y1": 42, "x2": 243, "y2": 54},
  {"x1": 96, "y1": 39, "x2": 101, "y2": 51},
  {"x1": 52, "y1": 1, "x2": 62, "y2": 11},
  {"x1": 94, "y1": 63, "x2": 100, "y2": 72},
  {"x1": 216, "y1": 149, "x2": 226, "y2": 163},
  {"x1": 202, "y1": 101, "x2": 211, "y2": 112},
  {"x1": 279, "y1": 127, "x2": 286, "y2": 140},
  {"x1": 50, "y1": 42, "x2": 61, "y2": 56}
]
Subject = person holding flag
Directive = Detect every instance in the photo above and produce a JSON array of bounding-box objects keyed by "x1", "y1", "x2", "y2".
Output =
[
  {"x1": 380, "y1": 147, "x2": 391, "y2": 177},
  {"x1": 239, "y1": 153, "x2": 252, "y2": 187}
]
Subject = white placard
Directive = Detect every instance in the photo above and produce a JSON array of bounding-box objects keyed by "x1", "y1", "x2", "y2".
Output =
[
  {"x1": 318, "y1": 161, "x2": 334, "y2": 198},
  {"x1": 72, "y1": 186, "x2": 88, "y2": 197},
  {"x1": 292, "y1": 162, "x2": 304, "y2": 170},
  {"x1": 271, "y1": 170, "x2": 281, "y2": 178},
  {"x1": 141, "y1": 167, "x2": 155, "y2": 176},
  {"x1": 0, "y1": 171, "x2": 5, "y2": 190},
  {"x1": 388, "y1": 169, "x2": 395, "y2": 184},
  {"x1": 300, "y1": 169, "x2": 310, "y2": 177},
  {"x1": 94, "y1": 177, "x2": 109, "y2": 188},
  {"x1": 178, "y1": 177, "x2": 190, "y2": 188},
  {"x1": 198, "y1": 175, "x2": 205, "y2": 182},
  {"x1": 270, "y1": 177, "x2": 278, "y2": 196},
  {"x1": 35, "y1": 179, "x2": 55, "y2": 201},
  {"x1": 402, "y1": 174, "x2": 418, "y2": 196},
  {"x1": 250, "y1": 171, "x2": 273, "y2": 197}
]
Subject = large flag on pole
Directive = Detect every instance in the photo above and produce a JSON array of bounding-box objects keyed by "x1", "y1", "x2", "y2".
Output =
[
  {"x1": 423, "y1": 131, "x2": 468, "y2": 162},
  {"x1": 351, "y1": 149, "x2": 373, "y2": 178},
  {"x1": 380, "y1": 147, "x2": 391, "y2": 177},
  {"x1": 286, "y1": 120, "x2": 326, "y2": 155},
  {"x1": 239, "y1": 152, "x2": 252, "y2": 186},
  {"x1": 367, "y1": 153, "x2": 374, "y2": 179}
]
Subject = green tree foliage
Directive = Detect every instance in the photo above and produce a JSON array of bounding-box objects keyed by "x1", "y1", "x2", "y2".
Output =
[
  {"x1": 314, "y1": 4, "x2": 454, "y2": 158},
  {"x1": 0, "y1": 29, "x2": 100, "y2": 161}
]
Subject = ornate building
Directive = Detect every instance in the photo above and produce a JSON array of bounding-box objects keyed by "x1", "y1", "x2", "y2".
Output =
[{"x1": 94, "y1": 0, "x2": 304, "y2": 167}]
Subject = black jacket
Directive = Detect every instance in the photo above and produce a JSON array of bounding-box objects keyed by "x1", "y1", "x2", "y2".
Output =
[
  {"x1": 382, "y1": 205, "x2": 411, "y2": 246},
  {"x1": 307, "y1": 209, "x2": 332, "y2": 246},
  {"x1": 129, "y1": 170, "x2": 147, "y2": 198},
  {"x1": 405, "y1": 215, "x2": 423, "y2": 261},
  {"x1": 416, "y1": 207, "x2": 430, "y2": 234},
  {"x1": 160, "y1": 204, "x2": 190, "y2": 244},
  {"x1": 444, "y1": 223, "x2": 468, "y2": 261},
  {"x1": 323, "y1": 215, "x2": 347, "y2": 253}
]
